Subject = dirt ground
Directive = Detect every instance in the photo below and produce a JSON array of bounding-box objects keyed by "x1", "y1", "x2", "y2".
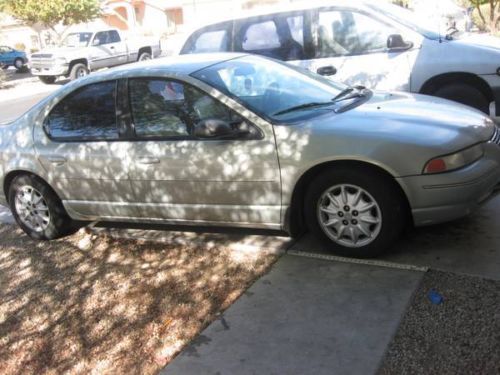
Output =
[{"x1": 0, "y1": 224, "x2": 279, "y2": 374}]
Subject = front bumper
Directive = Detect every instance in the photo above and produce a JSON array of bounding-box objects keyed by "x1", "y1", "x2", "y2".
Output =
[
  {"x1": 30, "y1": 62, "x2": 69, "y2": 76},
  {"x1": 397, "y1": 140, "x2": 500, "y2": 226}
]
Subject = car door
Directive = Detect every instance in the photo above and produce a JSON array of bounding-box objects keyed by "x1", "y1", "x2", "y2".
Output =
[
  {"x1": 107, "y1": 30, "x2": 128, "y2": 66},
  {"x1": 294, "y1": 7, "x2": 418, "y2": 92},
  {"x1": 89, "y1": 31, "x2": 117, "y2": 70},
  {"x1": 33, "y1": 80, "x2": 136, "y2": 219},
  {"x1": 125, "y1": 77, "x2": 282, "y2": 228}
]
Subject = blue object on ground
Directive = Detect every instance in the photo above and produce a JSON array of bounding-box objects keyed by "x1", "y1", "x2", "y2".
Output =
[{"x1": 427, "y1": 289, "x2": 444, "y2": 305}]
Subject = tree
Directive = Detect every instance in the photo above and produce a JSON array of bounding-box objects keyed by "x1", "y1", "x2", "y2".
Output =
[
  {"x1": 0, "y1": 0, "x2": 101, "y2": 37},
  {"x1": 470, "y1": 0, "x2": 499, "y2": 33}
]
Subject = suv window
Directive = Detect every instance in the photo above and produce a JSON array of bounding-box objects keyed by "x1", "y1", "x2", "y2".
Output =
[
  {"x1": 192, "y1": 30, "x2": 229, "y2": 53},
  {"x1": 129, "y1": 78, "x2": 249, "y2": 139},
  {"x1": 45, "y1": 81, "x2": 118, "y2": 141},
  {"x1": 93, "y1": 31, "x2": 118, "y2": 46},
  {"x1": 242, "y1": 21, "x2": 281, "y2": 51},
  {"x1": 317, "y1": 10, "x2": 398, "y2": 57}
]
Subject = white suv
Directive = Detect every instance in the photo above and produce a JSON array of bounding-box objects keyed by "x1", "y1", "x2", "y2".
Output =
[{"x1": 179, "y1": 0, "x2": 500, "y2": 117}]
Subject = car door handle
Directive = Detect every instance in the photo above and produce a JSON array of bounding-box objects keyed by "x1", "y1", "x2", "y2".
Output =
[
  {"x1": 110, "y1": 46, "x2": 115, "y2": 49},
  {"x1": 317, "y1": 65, "x2": 337, "y2": 76},
  {"x1": 137, "y1": 157, "x2": 160, "y2": 165},
  {"x1": 46, "y1": 156, "x2": 67, "y2": 165}
]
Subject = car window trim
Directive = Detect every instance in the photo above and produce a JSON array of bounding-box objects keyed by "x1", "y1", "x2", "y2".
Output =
[
  {"x1": 43, "y1": 79, "x2": 121, "y2": 143},
  {"x1": 123, "y1": 76, "x2": 264, "y2": 142}
]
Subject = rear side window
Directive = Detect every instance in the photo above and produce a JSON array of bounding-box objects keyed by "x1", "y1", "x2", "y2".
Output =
[
  {"x1": 242, "y1": 21, "x2": 281, "y2": 50},
  {"x1": 194, "y1": 30, "x2": 229, "y2": 53},
  {"x1": 45, "y1": 81, "x2": 118, "y2": 141},
  {"x1": 108, "y1": 30, "x2": 121, "y2": 43}
]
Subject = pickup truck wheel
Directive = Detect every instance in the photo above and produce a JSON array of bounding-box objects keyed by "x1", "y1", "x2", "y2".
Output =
[
  {"x1": 138, "y1": 52, "x2": 152, "y2": 61},
  {"x1": 433, "y1": 83, "x2": 490, "y2": 114},
  {"x1": 14, "y1": 58, "x2": 24, "y2": 70},
  {"x1": 70, "y1": 63, "x2": 89, "y2": 81},
  {"x1": 39, "y1": 76, "x2": 56, "y2": 84}
]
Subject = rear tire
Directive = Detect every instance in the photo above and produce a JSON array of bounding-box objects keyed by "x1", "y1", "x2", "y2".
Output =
[
  {"x1": 69, "y1": 63, "x2": 89, "y2": 81},
  {"x1": 304, "y1": 168, "x2": 406, "y2": 258},
  {"x1": 138, "y1": 52, "x2": 152, "y2": 61},
  {"x1": 8, "y1": 174, "x2": 80, "y2": 240},
  {"x1": 14, "y1": 58, "x2": 24, "y2": 70},
  {"x1": 39, "y1": 76, "x2": 56, "y2": 84},
  {"x1": 433, "y1": 83, "x2": 490, "y2": 114}
]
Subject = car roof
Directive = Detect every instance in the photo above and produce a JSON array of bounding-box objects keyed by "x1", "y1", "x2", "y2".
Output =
[
  {"x1": 187, "y1": 0, "x2": 370, "y2": 29},
  {"x1": 61, "y1": 53, "x2": 247, "y2": 92}
]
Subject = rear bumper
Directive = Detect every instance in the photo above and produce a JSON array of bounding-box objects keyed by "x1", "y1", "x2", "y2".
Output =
[{"x1": 397, "y1": 141, "x2": 500, "y2": 226}]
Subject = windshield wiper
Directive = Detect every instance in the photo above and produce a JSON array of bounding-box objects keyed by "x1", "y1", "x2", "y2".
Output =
[
  {"x1": 273, "y1": 101, "x2": 336, "y2": 116},
  {"x1": 332, "y1": 86, "x2": 368, "y2": 103}
]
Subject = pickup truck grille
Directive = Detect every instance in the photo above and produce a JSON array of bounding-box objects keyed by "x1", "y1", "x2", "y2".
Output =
[
  {"x1": 491, "y1": 126, "x2": 500, "y2": 146},
  {"x1": 31, "y1": 54, "x2": 53, "y2": 59}
]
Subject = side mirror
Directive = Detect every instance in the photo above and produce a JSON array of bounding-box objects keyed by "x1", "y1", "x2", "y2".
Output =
[
  {"x1": 387, "y1": 34, "x2": 413, "y2": 52},
  {"x1": 193, "y1": 119, "x2": 233, "y2": 139},
  {"x1": 317, "y1": 65, "x2": 337, "y2": 76},
  {"x1": 92, "y1": 39, "x2": 101, "y2": 46}
]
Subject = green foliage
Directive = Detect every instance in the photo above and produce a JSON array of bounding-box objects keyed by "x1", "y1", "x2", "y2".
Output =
[{"x1": 0, "y1": 0, "x2": 100, "y2": 29}]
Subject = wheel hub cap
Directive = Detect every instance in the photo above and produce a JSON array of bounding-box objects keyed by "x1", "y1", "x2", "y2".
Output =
[
  {"x1": 14, "y1": 186, "x2": 50, "y2": 232},
  {"x1": 317, "y1": 184, "x2": 382, "y2": 248}
]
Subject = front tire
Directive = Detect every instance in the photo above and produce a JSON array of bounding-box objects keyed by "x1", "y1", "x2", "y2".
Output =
[
  {"x1": 69, "y1": 63, "x2": 89, "y2": 81},
  {"x1": 305, "y1": 168, "x2": 406, "y2": 258},
  {"x1": 8, "y1": 175, "x2": 78, "y2": 240},
  {"x1": 433, "y1": 83, "x2": 490, "y2": 114}
]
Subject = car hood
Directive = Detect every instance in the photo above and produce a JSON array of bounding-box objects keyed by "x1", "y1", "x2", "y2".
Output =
[
  {"x1": 311, "y1": 92, "x2": 494, "y2": 153},
  {"x1": 453, "y1": 33, "x2": 500, "y2": 52},
  {"x1": 32, "y1": 47, "x2": 84, "y2": 59}
]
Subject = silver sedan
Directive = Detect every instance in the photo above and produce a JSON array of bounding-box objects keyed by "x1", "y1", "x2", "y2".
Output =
[{"x1": 1, "y1": 53, "x2": 499, "y2": 257}]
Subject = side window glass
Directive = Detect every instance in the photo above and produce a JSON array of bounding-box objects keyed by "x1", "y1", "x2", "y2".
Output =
[
  {"x1": 130, "y1": 79, "x2": 189, "y2": 138},
  {"x1": 46, "y1": 81, "x2": 118, "y2": 141},
  {"x1": 192, "y1": 30, "x2": 229, "y2": 53},
  {"x1": 93, "y1": 32, "x2": 106, "y2": 46},
  {"x1": 242, "y1": 21, "x2": 281, "y2": 51},
  {"x1": 129, "y1": 78, "x2": 252, "y2": 139},
  {"x1": 287, "y1": 16, "x2": 304, "y2": 47},
  {"x1": 109, "y1": 30, "x2": 121, "y2": 43},
  {"x1": 317, "y1": 10, "x2": 397, "y2": 57}
]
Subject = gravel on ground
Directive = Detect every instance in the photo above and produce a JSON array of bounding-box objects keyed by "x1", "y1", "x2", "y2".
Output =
[
  {"x1": 0, "y1": 224, "x2": 279, "y2": 374},
  {"x1": 378, "y1": 270, "x2": 500, "y2": 375}
]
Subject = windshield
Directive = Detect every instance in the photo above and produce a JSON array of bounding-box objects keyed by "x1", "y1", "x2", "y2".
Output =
[
  {"x1": 60, "y1": 32, "x2": 93, "y2": 48},
  {"x1": 366, "y1": 2, "x2": 441, "y2": 40},
  {"x1": 192, "y1": 55, "x2": 349, "y2": 121}
]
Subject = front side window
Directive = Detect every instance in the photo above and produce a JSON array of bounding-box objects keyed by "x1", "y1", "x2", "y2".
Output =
[
  {"x1": 317, "y1": 10, "x2": 398, "y2": 57},
  {"x1": 45, "y1": 81, "x2": 118, "y2": 141},
  {"x1": 129, "y1": 78, "x2": 247, "y2": 139},
  {"x1": 193, "y1": 55, "x2": 347, "y2": 121}
]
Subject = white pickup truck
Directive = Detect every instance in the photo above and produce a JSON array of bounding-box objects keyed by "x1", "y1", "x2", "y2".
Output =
[{"x1": 30, "y1": 29, "x2": 161, "y2": 84}]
